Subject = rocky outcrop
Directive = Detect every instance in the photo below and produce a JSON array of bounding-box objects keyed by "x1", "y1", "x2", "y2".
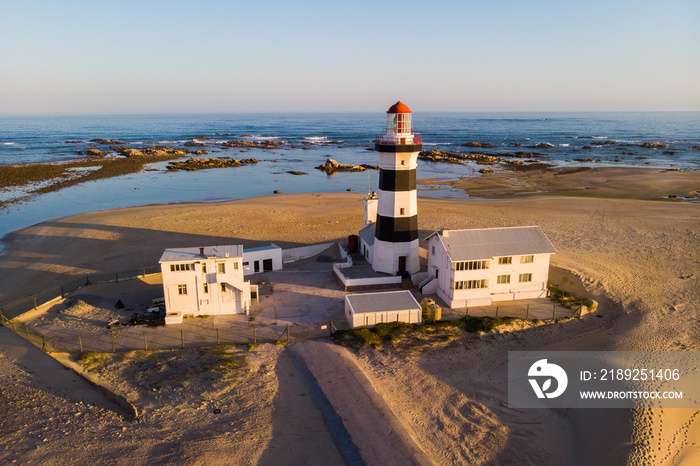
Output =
[
  {"x1": 315, "y1": 158, "x2": 376, "y2": 174},
  {"x1": 90, "y1": 139, "x2": 125, "y2": 145},
  {"x1": 86, "y1": 148, "x2": 107, "y2": 156},
  {"x1": 110, "y1": 145, "x2": 187, "y2": 158},
  {"x1": 419, "y1": 149, "x2": 500, "y2": 164},
  {"x1": 462, "y1": 142, "x2": 497, "y2": 148},
  {"x1": 219, "y1": 139, "x2": 284, "y2": 150},
  {"x1": 287, "y1": 170, "x2": 308, "y2": 175},
  {"x1": 529, "y1": 143, "x2": 554, "y2": 149},
  {"x1": 166, "y1": 157, "x2": 258, "y2": 171},
  {"x1": 642, "y1": 141, "x2": 669, "y2": 149}
]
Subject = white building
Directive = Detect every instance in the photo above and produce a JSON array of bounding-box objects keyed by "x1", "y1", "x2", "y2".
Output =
[
  {"x1": 159, "y1": 245, "x2": 257, "y2": 324},
  {"x1": 424, "y1": 226, "x2": 557, "y2": 308},
  {"x1": 242, "y1": 243, "x2": 283, "y2": 276},
  {"x1": 345, "y1": 290, "x2": 422, "y2": 328}
]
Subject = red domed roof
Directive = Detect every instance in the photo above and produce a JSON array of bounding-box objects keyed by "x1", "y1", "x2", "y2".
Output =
[{"x1": 386, "y1": 101, "x2": 412, "y2": 114}]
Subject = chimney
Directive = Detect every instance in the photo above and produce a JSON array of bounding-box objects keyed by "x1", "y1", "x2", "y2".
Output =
[{"x1": 199, "y1": 247, "x2": 205, "y2": 257}]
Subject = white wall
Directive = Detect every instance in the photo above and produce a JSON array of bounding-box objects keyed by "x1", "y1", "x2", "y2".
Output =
[
  {"x1": 344, "y1": 298, "x2": 421, "y2": 328},
  {"x1": 243, "y1": 245, "x2": 283, "y2": 275},
  {"x1": 281, "y1": 242, "x2": 334, "y2": 263}
]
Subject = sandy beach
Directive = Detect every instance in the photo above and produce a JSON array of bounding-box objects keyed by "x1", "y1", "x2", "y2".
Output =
[{"x1": 1, "y1": 166, "x2": 699, "y2": 464}]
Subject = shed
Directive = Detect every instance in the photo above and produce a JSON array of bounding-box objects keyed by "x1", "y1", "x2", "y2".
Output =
[{"x1": 345, "y1": 290, "x2": 422, "y2": 328}]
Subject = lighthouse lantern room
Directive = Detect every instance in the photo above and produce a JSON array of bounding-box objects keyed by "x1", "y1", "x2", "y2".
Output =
[{"x1": 367, "y1": 101, "x2": 422, "y2": 277}]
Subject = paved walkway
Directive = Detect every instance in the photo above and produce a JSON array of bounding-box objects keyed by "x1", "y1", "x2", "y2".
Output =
[{"x1": 287, "y1": 340, "x2": 432, "y2": 466}]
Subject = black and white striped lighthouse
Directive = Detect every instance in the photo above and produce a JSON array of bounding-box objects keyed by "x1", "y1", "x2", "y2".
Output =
[{"x1": 372, "y1": 101, "x2": 422, "y2": 276}]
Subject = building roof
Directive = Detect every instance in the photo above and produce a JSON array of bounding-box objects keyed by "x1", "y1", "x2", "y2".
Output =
[
  {"x1": 346, "y1": 291, "x2": 421, "y2": 314},
  {"x1": 431, "y1": 226, "x2": 557, "y2": 261},
  {"x1": 387, "y1": 101, "x2": 412, "y2": 114},
  {"x1": 358, "y1": 223, "x2": 376, "y2": 247},
  {"x1": 159, "y1": 245, "x2": 243, "y2": 263},
  {"x1": 244, "y1": 243, "x2": 281, "y2": 253}
]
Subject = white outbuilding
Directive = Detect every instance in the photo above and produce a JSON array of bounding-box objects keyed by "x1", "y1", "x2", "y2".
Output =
[
  {"x1": 242, "y1": 243, "x2": 283, "y2": 276},
  {"x1": 345, "y1": 290, "x2": 422, "y2": 328},
  {"x1": 424, "y1": 226, "x2": 557, "y2": 308},
  {"x1": 159, "y1": 245, "x2": 257, "y2": 324}
]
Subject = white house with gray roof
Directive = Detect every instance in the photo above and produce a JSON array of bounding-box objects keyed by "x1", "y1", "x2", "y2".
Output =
[
  {"x1": 424, "y1": 226, "x2": 557, "y2": 308},
  {"x1": 345, "y1": 290, "x2": 422, "y2": 328},
  {"x1": 159, "y1": 245, "x2": 256, "y2": 324}
]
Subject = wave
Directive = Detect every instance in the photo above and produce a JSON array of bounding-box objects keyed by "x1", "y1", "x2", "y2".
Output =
[
  {"x1": 422, "y1": 142, "x2": 452, "y2": 146},
  {"x1": 558, "y1": 143, "x2": 570, "y2": 147},
  {"x1": 157, "y1": 140, "x2": 188, "y2": 144},
  {"x1": 591, "y1": 136, "x2": 609, "y2": 139},
  {"x1": 1, "y1": 142, "x2": 16, "y2": 145},
  {"x1": 129, "y1": 141, "x2": 144, "y2": 145},
  {"x1": 303, "y1": 136, "x2": 329, "y2": 142}
]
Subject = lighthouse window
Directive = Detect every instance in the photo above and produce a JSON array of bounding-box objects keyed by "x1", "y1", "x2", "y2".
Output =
[
  {"x1": 401, "y1": 160, "x2": 405, "y2": 165},
  {"x1": 400, "y1": 208, "x2": 405, "y2": 215}
]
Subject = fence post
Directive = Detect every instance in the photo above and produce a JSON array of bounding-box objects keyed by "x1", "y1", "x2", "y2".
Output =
[
  {"x1": 13, "y1": 321, "x2": 17, "y2": 333},
  {"x1": 216, "y1": 328, "x2": 220, "y2": 345},
  {"x1": 0, "y1": 309, "x2": 4, "y2": 324},
  {"x1": 143, "y1": 332, "x2": 148, "y2": 351},
  {"x1": 142, "y1": 268, "x2": 146, "y2": 277},
  {"x1": 552, "y1": 304, "x2": 556, "y2": 320},
  {"x1": 466, "y1": 308, "x2": 469, "y2": 319},
  {"x1": 180, "y1": 330, "x2": 184, "y2": 349},
  {"x1": 34, "y1": 296, "x2": 38, "y2": 310},
  {"x1": 526, "y1": 304, "x2": 530, "y2": 320},
  {"x1": 79, "y1": 335, "x2": 83, "y2": 354},
  {"x1": 61, "y1": 286, "x2": 65, "y2": 298},
  {"x1": 111, "y1": 333, "x2": 116, "y2": 353},
  {"x1": 253, "y1": 327, "x2": 257, "y2": 344},
  {"x1": 495, "y1": 306, "x2": 499, "y2": 318},
  {"x1": 286, "y1": 323, "x2": 290, "y2": 343},
  {"x1": 42, "y1": 336, "x2": 47, "y2": 352}
]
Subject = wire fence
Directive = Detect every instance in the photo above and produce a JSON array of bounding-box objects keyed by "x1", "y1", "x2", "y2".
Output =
[
  {"x1": 0, "y1": 266, "x2": 162, "y2": 321},
  {"x1": 0, "y1": 314, "x2": 345, "y2": 355},
  {"x1": 441, "y1": 300, "x2": 582, "y2": 321}
]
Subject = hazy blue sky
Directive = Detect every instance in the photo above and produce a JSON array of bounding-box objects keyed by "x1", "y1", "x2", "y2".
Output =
[{"x1": 1, "y1": 0, "x2": 698, "y2": 114}]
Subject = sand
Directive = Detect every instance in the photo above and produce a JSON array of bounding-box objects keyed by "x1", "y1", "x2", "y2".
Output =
[{"x1": 1, "y1": 167, "x2": 699, "y2": 464}]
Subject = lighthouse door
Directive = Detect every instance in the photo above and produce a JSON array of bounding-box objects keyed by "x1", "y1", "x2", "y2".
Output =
[{"x1": 398, "y1": 256, "x2": 407, "y2": 274}]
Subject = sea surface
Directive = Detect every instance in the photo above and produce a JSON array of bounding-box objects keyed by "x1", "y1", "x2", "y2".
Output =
[{"x1": 1, "y1": 112, "x2": 699, "y2": 239}]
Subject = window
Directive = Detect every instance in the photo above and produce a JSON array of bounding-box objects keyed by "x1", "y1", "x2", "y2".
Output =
[
  {"x1": 453, "y1": 260, "x2": 489, "y2": 271},
  {"x1": 178, "y1": 284, "x2": 187, "y2": 295},
  {"x1": 521, "y1": 255, "x2": 534, "y2": 264},
  {"x1": 497, "y1": 274, "x2": 511, "y2": 284},
  {"x1": 218, "y1": 263, "x2": 225, "y2": 274},
  {"x1": 171, "y1": 263, "x2": 192, "y2": 272},
  {"x1": 519, "y1": 273, "x2": 533, "y2": 283},
  {"x1": 400, "y1": 208, "x2": 405, "y2": 215},
  {"x1": 498, "y1": 257, "x2": 512, "y2": 265},
  {"x1": 454, "y1": 279, "x2": 488, "y2": 290},
  {"x1": 202, "y1": 263, "x2": 207, "y2": 273},
  {"x1": 220, "y1": 283, "x2": 226, "y2": 292},
  {"x1": 203, "y1": 283, "x2": 208, "y2": 294},
  {"x1": 431, "y1": 246, "x2": 435, "y2": 255},
  {"x1": 233, "y1": 262, "x2": 239, "y2": 270},
  {"x1": 243, "y1": 261, "x2": 249, "y2": 266}
]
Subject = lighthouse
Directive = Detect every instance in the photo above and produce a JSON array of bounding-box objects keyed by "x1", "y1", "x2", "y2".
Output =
[{"x1": 370, "y1": 101, "x2": 422, "y2": 276}]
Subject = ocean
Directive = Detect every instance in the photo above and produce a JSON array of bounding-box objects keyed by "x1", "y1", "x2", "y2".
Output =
[{"x1": 1, "y1": 112, "x2": 699, "y2": 239}]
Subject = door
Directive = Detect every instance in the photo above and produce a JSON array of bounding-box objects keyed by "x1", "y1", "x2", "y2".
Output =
[
  {"x1": 398, "y1": 256, "x2": 407, "y2": 274},
  {"x1": 254, "y1": 261, "x2": 260, "y2": 273},
  {"x1": 263, "y1": 258, "x2": 273, "y2": 272}
]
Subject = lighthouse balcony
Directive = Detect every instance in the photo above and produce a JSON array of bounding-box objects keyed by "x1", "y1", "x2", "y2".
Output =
[{"x1": 375, "y1": 134, "x2": 422, "y2": 145}]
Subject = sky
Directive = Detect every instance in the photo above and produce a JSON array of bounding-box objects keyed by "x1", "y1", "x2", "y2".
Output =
[{"x1": 1, "y1": 0, "x2": 698, "y2": 114}]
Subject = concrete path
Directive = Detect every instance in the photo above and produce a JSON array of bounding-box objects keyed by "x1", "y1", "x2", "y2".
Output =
[{"x1": 287, "y1": 340, "x2": 432, "y2": 466}]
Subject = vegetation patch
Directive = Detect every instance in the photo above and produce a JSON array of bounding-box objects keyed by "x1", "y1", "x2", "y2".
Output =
[
  {"x1": 331, "y1": 316, "x2": 517, "y2": 350},
  {"x1": 547, "y1": 283, "x2": 595, "y2": 310}
]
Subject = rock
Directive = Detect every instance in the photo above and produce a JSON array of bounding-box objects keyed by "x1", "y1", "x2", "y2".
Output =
[
  {"x1": 220, "y1": 139, "x2": 284, "y2": 150},
  {"x1": 166, "y1": 157, "x2": 258, "y2": 171},
  {"x1": 86, "y1": 148, "x2": 107, "y2": 156},
  {"x1": 641, "y1": 141, "x2": 669, "y2": 149},
  {"x1": 529, "y1": 143, "x2": 554, "y2": 149},
  {"x1": 346, "y1": 188, "x2": 354, "y2": 191},
  {"x1": 692, "y1": 145, "x2": 700, "y2": 151},
  {"x1": 274, "y1": 190, "x2": 281, "y2": 194},
  {"x1": 65, "y1": 140, "x2": 85, "y2": 144},
  {"x1": 89, "y1": 139, "x2": 125, "y2": 145},
  {"x1": 315, "y1": 158, "x2": 367, "y2": 174},
  {"x1": 194, "y1": 150, "x2": 208, "y2": 155},
  {"x1": 574, "y1": 158, "x2": 594, "y2": 162},
  {"x1": 462, "y1": 142, "x2": 496, "y2": 148},
  {"x1": 287, "y1": 171, "x2": 308, "y2": 176},
  {"x1": 240, "y1": 134, "x2": 253, "y2": 137},
  {"x1": 479, "y1": 168, "x2": 494, "y2": 174},
  {"x1": 582, "y1": 146, "x2": 593, "y2": 150},
  {"x1": 510, "y1": 143, "x2": 522, "y2": 147},
  {"x1": 184, "y1": 141, "x2": 208, "y2": 147}
]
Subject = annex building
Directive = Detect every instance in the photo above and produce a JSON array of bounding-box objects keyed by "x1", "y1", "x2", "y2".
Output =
[{"x1": 424, "y1": 226, "x2": 557, "y2": 308}]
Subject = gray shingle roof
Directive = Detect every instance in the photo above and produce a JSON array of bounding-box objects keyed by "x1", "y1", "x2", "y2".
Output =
[
  {"x1": 346, "y1": 291, "x2": 421, "y2": 314},
  {"x1": 438, "y1": 226, "x2": 556, "y2": 261},
  {"x1": 159, "y1": 245, "x2": 243, "y2": 263}
]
